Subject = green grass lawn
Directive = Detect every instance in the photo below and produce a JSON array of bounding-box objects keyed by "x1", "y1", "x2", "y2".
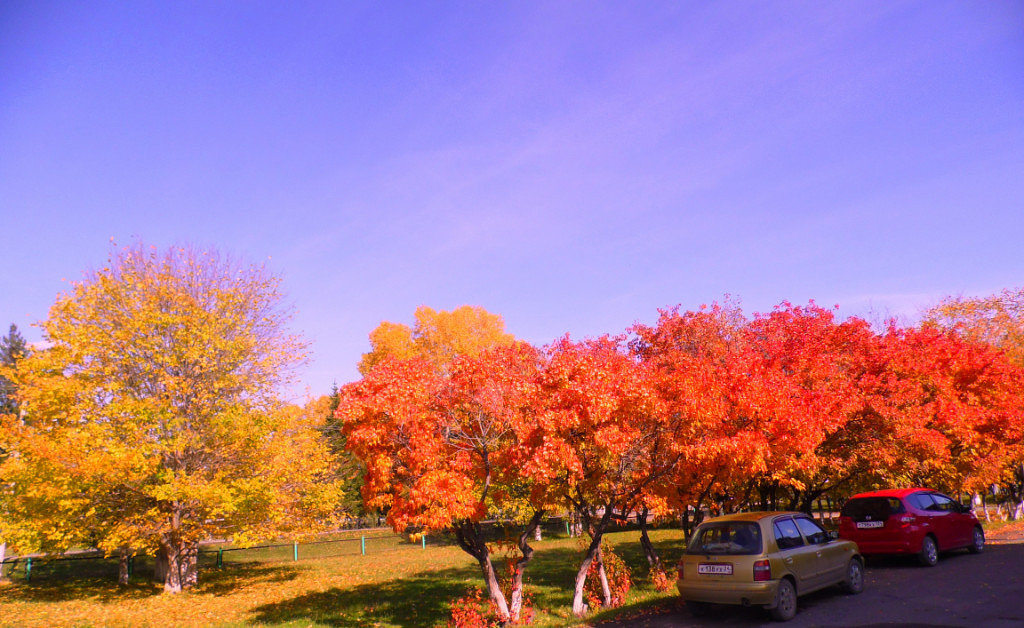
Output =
[{"x1": 0, "y1": 527, "x2": 690, "y2": 627}]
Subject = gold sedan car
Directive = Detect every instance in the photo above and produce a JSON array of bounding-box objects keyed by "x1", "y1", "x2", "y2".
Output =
[{"x1": 677, "y1": 511, "x2": 864, "y2": 621}]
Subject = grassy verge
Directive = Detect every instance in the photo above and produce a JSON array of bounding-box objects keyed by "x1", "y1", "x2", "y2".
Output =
[{"x1": 0, "y1": 527, "x2": 689, "y2": 627}]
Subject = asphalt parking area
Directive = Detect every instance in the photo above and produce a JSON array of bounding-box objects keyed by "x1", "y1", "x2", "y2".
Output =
[{"x1": 598, "y1": 537, "x2": 1024, "y2": 627}]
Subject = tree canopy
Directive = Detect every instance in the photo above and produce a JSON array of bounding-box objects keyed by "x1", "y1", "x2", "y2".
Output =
[
  {"x1": 0, "y1": 245, "x2": 342, "y2": 592},
  {"x1": 357, "y1": 305, "x2": 515, "y2": 375}
]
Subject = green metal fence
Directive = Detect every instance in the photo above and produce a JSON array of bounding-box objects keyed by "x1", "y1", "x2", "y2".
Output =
[
  {"x1": 0, "y1": 516, "x2": 589, "y2": 584},
  {"x1": 0, "y1": 528, "x2": 438, "y2": 584}
]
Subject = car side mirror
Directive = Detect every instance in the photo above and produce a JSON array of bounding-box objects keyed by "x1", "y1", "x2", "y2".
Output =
[{"x1": 828, "y1": 530, "x2": 839, "y2": 541}]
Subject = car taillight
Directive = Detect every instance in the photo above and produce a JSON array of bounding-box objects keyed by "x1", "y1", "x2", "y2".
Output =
[
  {"x1": 839, "y1": 516, "x2": 852, "y2": 526},
  {"x1": 677, "y1": 561, "x2": 684, "y2": 580},
  {"x1": 753, "y1": 559, "x2": 771, "y2": 582}
]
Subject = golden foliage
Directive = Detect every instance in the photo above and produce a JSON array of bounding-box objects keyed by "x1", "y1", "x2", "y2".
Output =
[
  {"x1": 358, "y1": 305, "x2": 514, "y2": 375},
  {"x1": 925, "y1": 286, "x2": 1024, "y2": 368},
  {"x1": 0, "y1": 244, "x2": 342, "y2": 586}
]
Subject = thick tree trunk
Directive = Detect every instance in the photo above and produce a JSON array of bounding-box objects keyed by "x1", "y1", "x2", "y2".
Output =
[
  {"x1": 182, "y1": 542, "x2": 198, "y2": 588},
  {"x1": 508, "y1": 510, "x2": 544, "y2": 622},
  {"x1": 157, "y1": 536, "x2": 199, "y2": 593},
  {"x1": 161, "y1": 544, "x2": 183, "y2": 594},
  {"x1": 454, "y1": 521, "x2": 510, "y2": 621}
]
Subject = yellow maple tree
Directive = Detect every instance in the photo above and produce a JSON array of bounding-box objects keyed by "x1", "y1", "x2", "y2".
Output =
[{"x1": 0, "y1": 244, "x2": 342, "y2": 592}]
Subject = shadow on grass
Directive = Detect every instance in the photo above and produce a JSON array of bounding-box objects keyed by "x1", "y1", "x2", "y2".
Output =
[
  {"x1": 193, "y1": 562, "x2": 301, "y2": 596},
  {"x1": 0, "y1": 578, "x2": 164, "y2": 604},
  {"x1": 250, "y1": 565, "x2": 476, "y2": 627},
  {"x1": 0, "y1": 561, "x2": 302, "y2": 604},
  {"x1": 249, "y1": 531, "x2": 691, "y2": 627}
]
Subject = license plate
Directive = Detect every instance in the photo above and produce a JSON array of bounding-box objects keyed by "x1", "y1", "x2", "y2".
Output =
[
  {"x1": 857, "y1": 521, "x2": 884, "y2": 529},
  {"x1": 698, "y1": 562, "x2": 733, "y2": 575}
]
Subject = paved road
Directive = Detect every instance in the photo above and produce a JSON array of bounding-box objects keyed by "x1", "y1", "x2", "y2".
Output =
[{"x1": 599, "y1": 542, "x2": 1024, "y2": 627}]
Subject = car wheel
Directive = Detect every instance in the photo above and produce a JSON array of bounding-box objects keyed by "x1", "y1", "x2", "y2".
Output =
[
  {"x1": 770, "y1": 578, "x2": 797, "y2": 622},
  {"x1": 685, "y1": 600, "x2": 710, "y2": 617},
  {"x1": 841, "y1": 557, "x2": 864, "y2": 594},
  {"x1": 968, "y1": 526, "x2": 984, "y2": 554},
  {"x1": 918, "y1": 535, "x2": 939, "y2": 567}
]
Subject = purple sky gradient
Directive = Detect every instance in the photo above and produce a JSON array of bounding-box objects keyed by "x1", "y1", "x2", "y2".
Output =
[{"x1": 2, "y1": 1, "x2": 1023, "y2": 399}]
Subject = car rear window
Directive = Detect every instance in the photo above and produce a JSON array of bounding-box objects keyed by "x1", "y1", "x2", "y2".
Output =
[
  {"x1": 841, "y1": 496, "x2": 905, "y2": 520},
  {"x1": 687, "y1": 522, "x2": 763, "y2": 555}
]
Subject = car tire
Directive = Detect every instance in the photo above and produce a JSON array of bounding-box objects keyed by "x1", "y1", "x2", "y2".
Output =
[
  {"x1": 685, "y1": 601, "x2": 710, "y2": 617},
  {"x1": 770, "y1": 578, "x2": 797, "y2": 622},
  {"x1": 918, "y1": 535, "x2": 939, "y2": 567},
  {"x1": 841, "y1": 557, "x2": 864, "y2": 594},
  {"x1": 968, "y1": 526, "x2": 984, "y2": 554}
]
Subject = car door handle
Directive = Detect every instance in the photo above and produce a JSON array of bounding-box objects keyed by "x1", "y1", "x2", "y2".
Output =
[
  {"x1": 784, "y1": 557, "x2": 793, "y2": 564},
  {"x1": 816, "y1": 551, "x2": 822, "y2": 557}
]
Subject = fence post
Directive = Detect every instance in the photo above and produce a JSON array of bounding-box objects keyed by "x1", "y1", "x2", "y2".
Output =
[
  {"x1": 293, "y1": 542, "x2": 299, "y2": 561},
  {"x1": 421, "y1": 534, "x2": 426, "y2": 549},
  {"x1": 217, "y1": 548, "x2": 223, "y2": 569},
  {"x1": 128, "y1": 555, "x2": 134, "y2": 578},
  {"x1": 25, "y1": 557, "x2": 32, "y2": 582},
  {"x1": 565, "y1": 521, "x2": 570, "y2": 536},
  {"x1": 361, "y1": 536, "x2": 366, "y2": 556}
]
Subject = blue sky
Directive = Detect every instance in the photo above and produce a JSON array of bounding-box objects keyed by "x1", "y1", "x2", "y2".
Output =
[{"x1": 2, "y1": 1, "x2": 1023, "y2": 399}]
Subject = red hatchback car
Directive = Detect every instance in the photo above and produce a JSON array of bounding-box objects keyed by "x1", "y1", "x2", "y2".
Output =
[{"x1": 838, "y1": 488, "x2": 984, "y2": 566}]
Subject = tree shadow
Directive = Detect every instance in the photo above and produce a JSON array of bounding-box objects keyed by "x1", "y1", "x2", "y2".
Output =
[
  {"x1": 0, "y1": 561, "x2": 301, "y2": 604},
  {"x1": 248, "y1": 531, "x2": 690, "y2": 627},
  {"x1": 249, "y1": 565, "x2": 477, "y2": 627},
  {"x1": 0, "y1": 577, "x2": 164, "y2": 604},
  {"x1": 193, "y1": 562, "x2": 301, "y2": 596}
]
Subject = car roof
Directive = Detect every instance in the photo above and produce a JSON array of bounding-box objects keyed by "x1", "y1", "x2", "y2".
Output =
[
  {"x1": 701, "y1": 511, "x2": 809, "y2": 523},
  {"x1": 848, "y1": 488, "x2": 932, "y2": 499}
]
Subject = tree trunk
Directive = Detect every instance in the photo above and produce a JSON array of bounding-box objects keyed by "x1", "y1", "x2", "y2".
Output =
[
  {"x1": 157, "y1": 537, "x2": 199, "y2": 593},
  {"x1": 182, "y1": 542, "x2": 198, "y2": 588},
  {"x1": 118, "y1": 550, "x2": 130, "y2": 586},
  {"x1": 638, "y1": 507, "x2": 661, "y2": 569},
  {"x1": 454, "y1": 521, "x2": 510, "y2": 621},
  {"x1": 160, "y1": 544, "x2": 183, "y2": 593},
  {"x1": 571, "y1": 507, "x2": 613, "y2": 616},
  {"x1": 508, "y1": 510, "x2": 544, "y2": 622},
  {"x1": 596, "y1": 547, "x2": 612, "y2": 608},
  {"x1": 479, "y1": 554, "x2": 507, "y2": 621},
  {"x1": 980, "y1": 492, "x2": 990, "y2": 522},
  {"x1": 0, "y1": 541, "x2": 7, "y2": 583},
  {"x1": 572, "y1": 530, "x2": 603, "y2": 616}
]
